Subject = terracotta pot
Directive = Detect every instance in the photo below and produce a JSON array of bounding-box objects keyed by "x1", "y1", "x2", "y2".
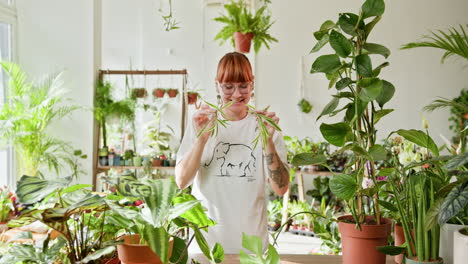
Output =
[
  {"x1": 338, "y1": 215, "x2": 392, "y2": 264},
  {"x1": 102, "y1": 257, "x2": 120, "y2": 264},
  {"x1": 454, "y1": 228, "x2": 468, "y2": 264},
  {"x1": 153, "y1": 89, "x2": 165, "y2": 98},
  {"x1": 187, "y1": 92, "x2": 198, "y2": 105},
  {"x1": 394, "y1": 223, "x2": 416, "y2": 264},
  {"x1": 233, "y1": 32, "x2": 254, "y2": 53},
  {"x1": 117, "y1": 234, "x2": 174, "y2": 264},
  {"x1": 132, "y1": 88, "x2": 147, "y2": 98},
  {"x1": 440, "y1": 223, "x2": 466, "y2": 264},
  {"x1": 167, "y1": 89, "x2": 178, "y2": 98},
  {"x1": 152, "y1": 159, "x2": 163, "y2": 167},
  {"x1": 405, "y1": 257, "x2": 443, "y2": 264}
]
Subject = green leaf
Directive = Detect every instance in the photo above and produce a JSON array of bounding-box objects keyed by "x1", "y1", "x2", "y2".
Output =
[
  {"x1": 16, "y1": 175, "x2": 72, "y2": 204},
  {"x1": 239, "y1": 250, "x2": 262, "y2": 264},
  {"x1": 311, "y1": 54, "x2": 341, "y2": 74},
  {"x1": 297, "y1": 98, "x2": 312, "y2": 114},
  {"x1": 358, "y1": 78, "x2": 383, "y2": 101},
  {"x1": 373, "y1": 109, "x2": 394, "y2": 124},
  {"x1": 169, "y1": 236, "x2": 189, "y2": 264},
  {"x1": 329, "y1": 30, "x2": 353, "y2": 58},
  {"x1": 373, "y1": 62, "x2": 390, "y2": 76},
  {"x1": 369, "y1": 144, "x2": 387, "y2": 161},
  {"x1": 378, "y1": 200, "x2": 398, "y2": 212},
  {"x1": 329, "y1": 174, "x2": 357, "y2": 200},
  {"x1": 173, "y1": 194, "x2": 216, "y2": 227},
  {"x1": 8, "y1": 231, "x2": 33, "y2": 242},
  {"x1": 292, "y1": 153, "x2": 327, "y2": 167},
  {"x1": 265, "y1": 244, "x2": 280, "y2": 264},
  {"x1": 336, "y1": 78, "x2": 353, "y2": 90},
  {"x1": 376, "y1": 80, "x2": 395, "y2": 107},
  {"x1": 242, "y1": 233, "x2": 263, "y2": 256},
  {"x1": 356, "y1": 54, "x2": 374, "y2": 77},
  {"x1": 361, "y1": 0, "x2": 385, "y2": 19},
  {"x1": 363, "y1": 43, "x2": 391, "y2": 58},
  {"x1": 425, "y1": 199, "x2": 443, "y2": 231},
  {"x1": 394, "y1": 129, "x2": 439, "y2": 156},
  {"x1": 345, "y1": 100, "x2": 368, "y2": 122},
  {"x1": 350, "y1": 144, "x2": 370, "y2": 158},
  {"x1": 444, "y1": 152, "x2": 468, "y2": 170},
  {"x1": 338, "y1": 13, "x2": 364, "y2": 36},
  {"x1": 314, "y1": 20, "x2": 335, "y2": 40},
  {"x1": 320, "y1": 122, "x2": 352, "y2": 147},
  {"x1": 81, "y1": 246, "x2": 116, "y2": 263},
  {"x1": 211, "y1": 243, "x2": 225, "y2": 263},
  {"x1": 318, "y1": 97, "x2": 339, "y2": 120},
  {"x1": 310, "y1": 34, "x2": 329, "y2": 53},
  {"x1": 376, "y1": 245, "x2": 406, "y2": 256},
  {"x1": 439, "y1": 182, "x2": 468, "y2": 225},
  {"x1": 142, "y1": 226, "x2": 169, "y2": 264}
]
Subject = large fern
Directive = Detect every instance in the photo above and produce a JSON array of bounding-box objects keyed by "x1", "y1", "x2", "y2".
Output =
[{"x1": 0, "y1": 61, "x2": 79, "y2": 178}]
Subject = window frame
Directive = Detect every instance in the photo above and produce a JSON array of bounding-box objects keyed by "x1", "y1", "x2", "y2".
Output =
[{"x1": 0, "y1": 0, "x2": 17, "y2": 187}]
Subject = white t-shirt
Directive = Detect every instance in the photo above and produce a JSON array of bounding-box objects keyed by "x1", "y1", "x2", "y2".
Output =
[{"x1": 177, "y1": 113, "x2": 288, "y2": 254}]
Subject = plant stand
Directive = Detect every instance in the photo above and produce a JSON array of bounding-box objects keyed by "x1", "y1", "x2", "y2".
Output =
[{"x1": 92, "y1": 69, "x2": 188, "y2": 191}]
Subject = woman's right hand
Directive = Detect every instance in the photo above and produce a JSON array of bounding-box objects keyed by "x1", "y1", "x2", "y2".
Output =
[{"x1": 193, "y1": 104, "x2": 216, "y2": 142}]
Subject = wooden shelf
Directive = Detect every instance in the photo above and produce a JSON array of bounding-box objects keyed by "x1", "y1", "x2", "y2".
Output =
[{"x1": 97, "y1": 166, "x2": 175, "y2": 171}]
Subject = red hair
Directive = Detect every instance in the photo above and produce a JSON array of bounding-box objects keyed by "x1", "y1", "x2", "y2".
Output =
[{"x1": 216, "y1": 52, "x2": 254, "y2": 83}]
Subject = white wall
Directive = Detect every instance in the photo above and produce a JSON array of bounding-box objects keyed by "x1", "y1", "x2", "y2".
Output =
[
  {"x1": 14, "y1": 0, "x2": 468, "y2": 184},
  {"x1": 256, "y1": 0, "x2": 468, "y2": 144},
  {"x1": 16, "y1": 0, "x2": 97, "y2": 184}
]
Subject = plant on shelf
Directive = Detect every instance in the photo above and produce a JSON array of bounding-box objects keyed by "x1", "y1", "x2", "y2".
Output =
[
  {"x1": 145, "y1": 110, "x2": 174, "y2": 159},
  {"x1": 310, "y1": 198, "x2": 341, "y2": 255},
  {"x1": 267, "y1": 199, "x2": 283, "y2": 231},
  {"x1": 0, "y1": 62, "x2": 80, "y2": 177},
  {"x1": 94, "y1": 80, "x2": 135, "y2": 153},
  {"x1": 213, "y1": 0, "x2": 278, "y2": 53},
  {"x1": 153, "y1": 88, "x2": 166, "y2": 98},
  {"x1": 292, "y1": 0, "x2": 396, "y2": 263},
  {"x1": 167, "y1": 88, "x2": 179, "y2": 98},
  {"x1": 110, "y1": 177, "x2": 224, "y2": 264}
]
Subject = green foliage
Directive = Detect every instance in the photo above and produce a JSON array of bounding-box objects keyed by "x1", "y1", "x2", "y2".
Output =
[
  {"x1": 267, "y1": 199, "x2": 283, "y2": 224},
  {"x1": 301, "y1": 0, "x2": 393, "y2": 226},
  {"x1": 401, "y1": 24, "x2": 468, "y2": 64},
  {"x1": 297, "y1": 98, "x2": 312, "y2": 113},
  {"x1": 213, "y1": 0, "x2": 278, "y2": 53},
  {"x1": 0, "y1": 61, "x2": 80, "y2": 178},
  {"x1": 239, "y1": 233, "x2": 280, "y2": 264},
  {"x1": 94, "y1": 80, "x2": 135, "y2": 147}
]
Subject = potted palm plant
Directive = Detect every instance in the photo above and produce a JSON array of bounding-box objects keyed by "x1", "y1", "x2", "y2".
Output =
[
  {"x1": 291, "y1": 0, "x2": 396, "y2": 263},
  {"x1": 0, "y1": 62, "x2": 79, "y2": 177},
  {"x1": 213, "y1": 0, "x2": 278, "y2": 53}
]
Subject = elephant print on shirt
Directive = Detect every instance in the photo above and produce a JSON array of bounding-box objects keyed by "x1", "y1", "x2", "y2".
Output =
[{"x1": 204, "y1": 141, "x2": 256, "y2": 178}]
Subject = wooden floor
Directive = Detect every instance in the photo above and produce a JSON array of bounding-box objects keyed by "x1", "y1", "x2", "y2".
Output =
[{"x1": 191, "y1": 254, "x2": 395, "y2": 264}]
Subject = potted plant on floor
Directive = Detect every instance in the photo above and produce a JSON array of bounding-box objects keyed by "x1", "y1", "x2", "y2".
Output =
[
  {"x1": 0, "y1": 62, "x2": 79, "y2": 177},
  {"x1": 111, "y1": 176, "x2": 224, "y2": 264},
  {"x1": 213, "y1": 0, "x2": 278, "y2": 53},
  {"x1": 292, "y1": 0, "x2": 395, "y2": 263}
]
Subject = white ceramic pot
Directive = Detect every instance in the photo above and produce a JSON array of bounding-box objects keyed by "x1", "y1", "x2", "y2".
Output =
[
  {"x1": 440, "y1": 223, "x2": 466, "y2": 264},
  {"x1": 454, "y1": 228, "x2": 468, "y2": 264}
]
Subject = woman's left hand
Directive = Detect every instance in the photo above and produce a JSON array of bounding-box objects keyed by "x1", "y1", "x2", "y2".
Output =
[{"x1": 255, "y1": 110, "x2": 280, "y2": 141}]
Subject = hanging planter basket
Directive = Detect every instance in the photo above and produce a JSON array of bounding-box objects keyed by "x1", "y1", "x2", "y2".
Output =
[
  {"x1": 167, "y1": 89, "x2": 178, "y2": 98},
  {"x1": 153, "y1": 88, "x2": 165, "y2": 98},
  {"x1": 234, "y1": 32, "x2": 254, "y2": 53}
]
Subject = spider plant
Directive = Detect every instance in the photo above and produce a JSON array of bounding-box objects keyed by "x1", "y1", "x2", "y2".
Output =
[
  {"x1": 0, "y1": 61, "x2": 79, "y2": 177},
  {"x1": 196, "y1": 101, "x2": 233, "y2": 138},
  {"x1": 248, "y1": 105, "x2": 282, "y2": 150}
]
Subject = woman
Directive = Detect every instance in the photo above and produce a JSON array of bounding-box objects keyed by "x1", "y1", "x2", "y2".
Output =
[{"x1": 175, "y1": 52, "x2": 289, "y2": 253}]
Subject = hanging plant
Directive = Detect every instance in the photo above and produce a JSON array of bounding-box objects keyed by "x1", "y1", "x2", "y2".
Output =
[
  {"x1": 297, "y1": 98, "x2": 313, "y2": 113},
  {"x1": 158, "y1": 0, "x2": 180, "y2": 32}
]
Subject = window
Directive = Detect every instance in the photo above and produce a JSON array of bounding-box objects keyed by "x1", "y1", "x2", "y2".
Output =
[{"x1": 0, "y1": 0, "x2": 15, "y2": 187}]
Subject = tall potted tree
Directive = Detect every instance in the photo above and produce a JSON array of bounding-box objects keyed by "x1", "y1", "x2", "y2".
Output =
[
  {"x1": 213, "y1": 0, "x2": 278, "y2": 53},
  {"x1": 292, "y1": 0, "x2": 394, "y2": 263}
]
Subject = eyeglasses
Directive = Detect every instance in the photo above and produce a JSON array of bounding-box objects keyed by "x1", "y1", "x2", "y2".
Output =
[{"x1": 218, "y1": 82, "x2": 253, "y2": 95}]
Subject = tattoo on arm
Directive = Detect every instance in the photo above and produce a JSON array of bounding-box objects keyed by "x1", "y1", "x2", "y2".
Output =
[{"x1": 266, "y1": 153, "x2": 288, "y2": 188}]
